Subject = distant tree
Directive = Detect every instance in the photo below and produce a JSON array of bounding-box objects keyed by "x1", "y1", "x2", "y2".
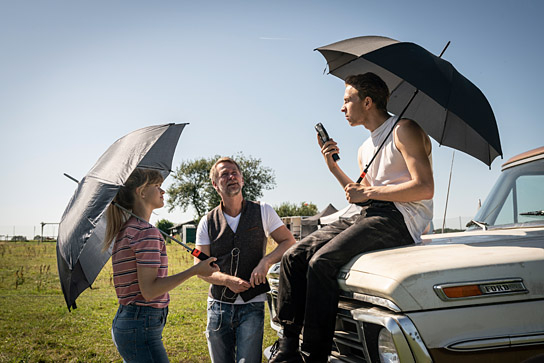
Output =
[
  {"x1": 10, "y1": 236, "x2": 28, "y2": 242},
  {"x1": 167, "y1": 153, "x2": 276, "y2": 220},
  {"x1": 156, "y1": 219, "x2": 174, "y2": 234},
  {"x1": 274, "y1": 202, "x2": 319, "y2": 218}
]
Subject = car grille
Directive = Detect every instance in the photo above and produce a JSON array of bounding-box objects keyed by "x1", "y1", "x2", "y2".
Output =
[{"x1": 331, "y1": 300, "x2": 369, "y2": 362}]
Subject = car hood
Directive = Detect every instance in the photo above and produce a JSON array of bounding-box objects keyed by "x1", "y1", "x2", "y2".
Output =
[{"x1": 338, "y1": 227, "x2": 544, "y2": 311}]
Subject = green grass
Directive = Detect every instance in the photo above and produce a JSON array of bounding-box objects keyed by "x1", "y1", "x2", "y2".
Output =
[{"x1": 0, "y1": 242, "x2": 278, "y2": 362}]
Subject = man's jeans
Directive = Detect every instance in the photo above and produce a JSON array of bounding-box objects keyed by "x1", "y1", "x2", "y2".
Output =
[
  {"x1": 112, "y1": 304, "x2": 169, "y2": 363},
  {"x1": 276, "y1": 201, "x2": 415, "y2": 355},
  {"x1": 206, "y1": 300, "x2": 265, "y2": 363}
]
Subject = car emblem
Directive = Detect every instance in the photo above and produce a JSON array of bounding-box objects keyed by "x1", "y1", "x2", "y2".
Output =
[{"x1": 434, "y1": 278, "x2": 528, "y2": 301}]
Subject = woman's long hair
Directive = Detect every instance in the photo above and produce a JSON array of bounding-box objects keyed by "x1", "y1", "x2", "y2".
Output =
[{"x1": 102, "y1": 168, "x2": 164, "y2": 252}]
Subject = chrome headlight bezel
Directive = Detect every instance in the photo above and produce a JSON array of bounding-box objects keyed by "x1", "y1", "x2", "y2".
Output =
[{"x1": 378, "y1": 327, "x2": 400, "y2": 363}]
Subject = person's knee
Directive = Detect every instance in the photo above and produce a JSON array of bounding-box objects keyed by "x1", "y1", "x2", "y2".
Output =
[
  {"x1": 308, "y1": 252, "x2": 338, "y2": 279},
  {"x1": 280, "y1": 250, "x2": 291, "y2": 269},
  {"x1": 281, "y1": 244, "x2": 301, "y2": 266},
  {"x1": 307, "y1": 254, "x2": 324, "y2": 273}
]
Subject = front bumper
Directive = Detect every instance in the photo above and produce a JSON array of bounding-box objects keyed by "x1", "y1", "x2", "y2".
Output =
[{"x1": 266, "y1": 285, "x2": 432, "y2": 362}]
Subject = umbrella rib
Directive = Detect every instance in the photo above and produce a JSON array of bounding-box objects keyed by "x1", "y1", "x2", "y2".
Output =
[
  {"x1": 439, "y1": 110, "x2": 448, "y2": 145},
  {"x1": 327, "y1": 54, "x2": 362, "y2": 75}
]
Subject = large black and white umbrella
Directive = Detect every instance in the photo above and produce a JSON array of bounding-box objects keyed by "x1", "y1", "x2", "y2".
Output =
[{"x1": 316, "y1": 35, "x2": 502, "y2": 169}]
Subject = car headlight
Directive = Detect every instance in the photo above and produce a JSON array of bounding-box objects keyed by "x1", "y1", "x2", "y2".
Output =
[{"x1": 378, "y1": 328, "x2": 399, "y2": 363}]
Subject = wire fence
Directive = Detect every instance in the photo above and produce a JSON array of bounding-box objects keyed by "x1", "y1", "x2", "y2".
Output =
[
  {"x1": 0, "y1": 224, "x2": 59, "y2": 241},
  {"x1": 2, "y1": 216, "x2": 475, "y2": 242}
]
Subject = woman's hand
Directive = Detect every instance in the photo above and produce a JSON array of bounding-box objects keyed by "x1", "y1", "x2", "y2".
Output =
[{"x1": 194, "y1": 257, "x2": 220, "y2": 277}]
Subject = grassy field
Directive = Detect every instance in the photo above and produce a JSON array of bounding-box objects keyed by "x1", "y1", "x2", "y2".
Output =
[{"x1": 0, "y1": 241, "x2": 278, "y2": 362}]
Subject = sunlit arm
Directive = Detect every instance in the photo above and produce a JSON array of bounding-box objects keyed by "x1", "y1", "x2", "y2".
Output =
[
  {"x1": 318, "y1": 134, "x2": 355, "y2": 189},
  {"x1": 138, "y1": 256, "x2": 218, "y2": 301},
  {"x1": 249, "y1": 225, "x2": 296, "y2": 287}
]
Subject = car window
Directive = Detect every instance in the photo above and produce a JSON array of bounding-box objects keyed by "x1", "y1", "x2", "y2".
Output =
[
  {"x1": 472, "y1": 158, "x2": 544, "y2": 228},
  {"x1": 494, "y1": 174, "x2": 544, "y2": 225}
]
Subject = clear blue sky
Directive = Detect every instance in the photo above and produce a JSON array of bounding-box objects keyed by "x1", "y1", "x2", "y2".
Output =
[{"x1": 1, "y1": 0, "x2": 543, "y2": 238}]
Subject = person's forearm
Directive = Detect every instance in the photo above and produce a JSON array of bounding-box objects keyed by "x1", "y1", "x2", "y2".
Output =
[
  {"x1": 364, "y1": 179, "x2": 434, "y2": 202},
  {"x1": 198, "y1": 270, "x2": 234, "y2": 286},
  {"x1": 262, "y1": 239, "x2": 295, "y2": 268},
  {"x1": 138, "y1": 266, "x2": 199, "y2": 301},
  {"x1": 329, "y1": 164, "x2": 354, "y2": 189},
  {"x1": 198, "y1": 267, "x2": 252, "y2": 294},
  {"x1": 193, "y1": 244, "x2": 228, "y2": 285},
  {"x1": 264, "y1": 226, "x2": 297, "y2": 268}
]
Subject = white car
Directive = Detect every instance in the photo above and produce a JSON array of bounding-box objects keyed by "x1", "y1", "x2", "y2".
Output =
[{"x1": 267, "y1": 146, "x2": 544, "y2": 362}]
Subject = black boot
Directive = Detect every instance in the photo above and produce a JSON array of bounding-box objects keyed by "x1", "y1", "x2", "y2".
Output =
[{"x1": 269, "y1": 328, "x2": 302, "y2": 363}]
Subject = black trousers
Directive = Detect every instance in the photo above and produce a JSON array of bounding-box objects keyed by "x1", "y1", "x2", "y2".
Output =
[{"x1": 276, "y1": 201, "x2": 415, "y2": 355}]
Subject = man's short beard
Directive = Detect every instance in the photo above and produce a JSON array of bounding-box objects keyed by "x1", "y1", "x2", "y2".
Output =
[{"x1": 224, "y1": 184, "x2": 242, "y2": 197}]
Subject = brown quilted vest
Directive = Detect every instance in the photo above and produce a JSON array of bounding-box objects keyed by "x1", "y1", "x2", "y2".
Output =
[{"x1": 207, "y1": 200, "x2": 270, "y2": 302}]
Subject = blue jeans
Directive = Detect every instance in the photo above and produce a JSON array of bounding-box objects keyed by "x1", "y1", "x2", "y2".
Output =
[
  {"x1": 206, "y1": 300, "x2": 265, "y2": 363},
  {"x1": 112, "y1": 304, "x2": 169, "y2": 363}
]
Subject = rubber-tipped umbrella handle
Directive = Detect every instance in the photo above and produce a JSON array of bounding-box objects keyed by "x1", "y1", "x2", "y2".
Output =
[
  {"x1": 191, "y1": 249, "x2": 217, "y2": 267},
  {"x1": 356, "y1": 171, "x2": 367, "y2": 184},
  {"x1": 191, "y1": 248, "x2": 210, "y2": 261}
]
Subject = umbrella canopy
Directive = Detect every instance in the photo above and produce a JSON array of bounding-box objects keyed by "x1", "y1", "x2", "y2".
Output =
[
  {"x1": 316, "y1": 36, "x2": 502, "y2": 167},
  {"x1": 57, "y1": 123, "x2": 187, "y2": 310}
]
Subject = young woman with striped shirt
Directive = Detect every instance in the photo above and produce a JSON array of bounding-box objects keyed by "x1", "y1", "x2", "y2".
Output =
[{"x1": 103, "y1": 168, "x2": 219, "y2": 362}]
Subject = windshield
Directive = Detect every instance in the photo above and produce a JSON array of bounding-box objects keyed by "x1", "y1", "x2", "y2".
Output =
[{"x1": 470, "y1": 158, "x2": 544, "y2": 229}]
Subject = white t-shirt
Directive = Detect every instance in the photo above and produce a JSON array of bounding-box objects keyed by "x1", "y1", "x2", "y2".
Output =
[{"x1": 196, "y1": 202, "x2": 284, "y2": 304}]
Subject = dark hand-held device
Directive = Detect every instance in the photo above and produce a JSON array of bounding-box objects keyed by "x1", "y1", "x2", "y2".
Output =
[{"x1": 315, "y1": 122, "x2": 340, "y2": 161}]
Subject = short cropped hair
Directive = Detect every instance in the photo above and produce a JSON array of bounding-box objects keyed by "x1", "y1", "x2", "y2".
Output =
[
  {"x1": 345, "y1": 73, "x2": 389, "y2": 112},
  {"x1": 209, "y1": 157, "x2": 242, "y2": 182}
]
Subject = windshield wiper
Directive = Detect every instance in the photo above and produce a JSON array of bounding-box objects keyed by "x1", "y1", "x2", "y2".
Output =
[
  {"x1": 520, "y1": 210, "x2": 544, "y2": 216},
  {"x1": 466, "y1": 219, "x2": 488, "y2": 230}
]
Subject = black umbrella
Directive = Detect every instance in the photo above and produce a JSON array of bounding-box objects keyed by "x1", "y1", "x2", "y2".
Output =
[
  {"x1": 57, "y1": 123, "x2": 206, "y2": 310},
  {"x1": 316, "y1": 35, "x2": 502, "y2": 176}
]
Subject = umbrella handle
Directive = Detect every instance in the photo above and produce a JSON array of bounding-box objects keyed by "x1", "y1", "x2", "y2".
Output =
[
  {"x1": 191, "y1": 248, "x2": 210, "y2": 261},
  {"x1": 356, "y1": 171, "x2": 367, "y2": 184},
  {"x1": 134, "y1": 213, "x2": 212, "y2": 261},
  {"x1": 160, "y1": 231, "x2": 215, "y2": 265}
]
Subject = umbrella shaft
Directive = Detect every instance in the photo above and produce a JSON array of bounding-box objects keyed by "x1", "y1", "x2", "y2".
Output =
[
  {"x1": 159, "y1": 229, "x2": 209, "y2": 260},
  {"x1": 356, "y1": 171, "x2": 366, "y2": 184},
  {"x1": 112, "y1": 202, "x2": 209, "y2": 261}
]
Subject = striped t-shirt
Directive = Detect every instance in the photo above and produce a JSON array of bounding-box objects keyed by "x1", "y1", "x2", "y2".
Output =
[{"x1": 112, "y1": 216, "x2": 169, "y2": 308}]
